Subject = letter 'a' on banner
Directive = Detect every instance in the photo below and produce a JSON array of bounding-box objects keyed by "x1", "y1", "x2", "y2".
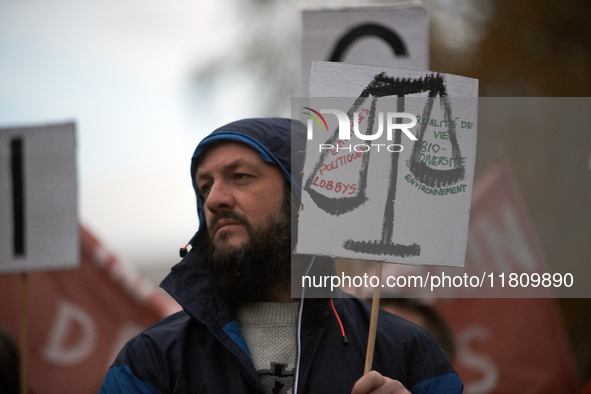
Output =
[
  {"x1": 0, "y1": 122, "x2": 78, "y2": 273},
  {"x1": 295, "y1": 61, "x2": 478, "y2": 268}
]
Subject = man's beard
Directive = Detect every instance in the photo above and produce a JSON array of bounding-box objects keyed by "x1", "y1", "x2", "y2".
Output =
[{"x1": 207, "y1": 191, "x2": 291, "y2": 304}]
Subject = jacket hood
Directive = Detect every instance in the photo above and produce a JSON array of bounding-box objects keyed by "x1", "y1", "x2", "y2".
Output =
[{"x1": 188, "y1": 117, "x2": 307, "y2": 246}]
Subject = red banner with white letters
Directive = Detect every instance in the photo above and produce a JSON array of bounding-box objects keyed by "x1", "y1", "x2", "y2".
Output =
[
  {"x1": 0, "y1": 226, "x2": 179, "y2": 394},
  {"x1": 435, "y1": 162, "x2": 579, "y2": 393}
]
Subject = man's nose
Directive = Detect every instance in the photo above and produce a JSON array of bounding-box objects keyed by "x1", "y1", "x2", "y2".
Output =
[{"x1": 205, "y1": 181, "x2": 235, "y2": 213}]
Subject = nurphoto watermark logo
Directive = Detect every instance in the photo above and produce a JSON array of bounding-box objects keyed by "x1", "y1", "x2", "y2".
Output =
[{"x1": 302, "y1": 106, "x2": 418, "y2": 153}]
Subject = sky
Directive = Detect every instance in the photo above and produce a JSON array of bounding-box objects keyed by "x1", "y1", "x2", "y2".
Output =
[{"x1": 0, "y1": 0, "x2": 251, "y2": 269}]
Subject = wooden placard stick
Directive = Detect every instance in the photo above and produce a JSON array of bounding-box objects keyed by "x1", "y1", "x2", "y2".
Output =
[
  {"x1": 20, "y1": 272, "x2": 29, "y2": 394},
  {"x1": 364, "y1": 261, "x2": 383, "y2": 374}
]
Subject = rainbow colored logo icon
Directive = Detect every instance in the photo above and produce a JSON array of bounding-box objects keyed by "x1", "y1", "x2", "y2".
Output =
[{"x1": 302, "y1": 107, "x2": 328, "y2": 131}]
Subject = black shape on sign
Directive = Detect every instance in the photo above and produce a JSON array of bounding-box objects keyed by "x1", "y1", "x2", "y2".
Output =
[
  {"x1": 304, "y1": 72, "x2": 465, "y2": 259},
  {"x1": 328, "y1": 23, "x2": 407, "y2": 62},
  {"x1": 11, "y1": 138, "x2": 25, "y2": 257}
]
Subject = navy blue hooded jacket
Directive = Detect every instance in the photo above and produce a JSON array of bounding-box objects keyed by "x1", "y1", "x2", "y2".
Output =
[{"x1": 100, "y1": 118, "x2": 462, "y2": 393}]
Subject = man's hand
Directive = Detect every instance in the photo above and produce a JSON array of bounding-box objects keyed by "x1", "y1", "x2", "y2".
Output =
[{"x1": 351, "y1": 371, "x2": 411, "y2": 394}]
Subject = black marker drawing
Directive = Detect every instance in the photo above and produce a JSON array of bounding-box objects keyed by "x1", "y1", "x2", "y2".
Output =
[
  {"x1": 329, "y1": 23, "x2": 407, "y2": 62},
  {"x1": 406, "y1": 76, "x2": 466, "y2": 188},
  {"x1": 304, "y1": 72, "x2": 466, "y2": 258},
  {"x1": 303, "y1": 93, "x2": 372, "y2": 216},
  {"x1": 10, "y1": 137, "x2": 25, "y2": 257}
]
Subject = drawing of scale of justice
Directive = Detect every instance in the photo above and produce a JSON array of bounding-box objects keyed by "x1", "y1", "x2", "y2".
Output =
[{"x1": 303, "y1": 72, "x2": 468, "y2": 259}]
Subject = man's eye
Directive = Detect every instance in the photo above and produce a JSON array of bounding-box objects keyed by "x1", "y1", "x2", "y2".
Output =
[
  {"x1": 234, "y1": 173, "x2": 251, "y2": 181},
  {"x1": 199, "y1": 184, "x2": 211, "y2": 196}
]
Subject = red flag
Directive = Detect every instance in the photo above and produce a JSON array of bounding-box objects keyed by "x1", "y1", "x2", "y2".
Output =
[
  {"x1": 0, "y1": 226, "x2": 179, "y2": 394},
  {"x1": 436, "y1": 162, "x2": 579, "y2": 393}
]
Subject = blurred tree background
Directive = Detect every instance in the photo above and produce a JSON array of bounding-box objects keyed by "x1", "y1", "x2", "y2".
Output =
[
  {"x1": 430, "y1": 1, "x2": 591, "y2": 384},
  {"x1": 186, "y1": 0, "x2": 591, "y2": 385}
]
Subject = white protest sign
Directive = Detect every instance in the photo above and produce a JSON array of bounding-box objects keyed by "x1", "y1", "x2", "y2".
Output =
[
  {"x1": 296, "y1": 62, "x2": 478, "y2": 267},
  {"x1": 0, "y1": 122, "x2": 78, "y2": 273},
  {"x1": 301, "y1": 3, "x2": 429, "y2": 95}
]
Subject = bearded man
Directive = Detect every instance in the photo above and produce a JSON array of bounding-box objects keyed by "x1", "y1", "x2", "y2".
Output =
[{"x1": 100, "y1": 118, "x2": 462, "y2": 393}]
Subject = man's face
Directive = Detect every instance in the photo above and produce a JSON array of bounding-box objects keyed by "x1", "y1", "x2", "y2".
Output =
[{"x1": 195, "y1": 142, "x2": 286, "y2": 251}]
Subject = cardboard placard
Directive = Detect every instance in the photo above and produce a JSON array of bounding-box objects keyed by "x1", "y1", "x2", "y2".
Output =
[
  {"x1": 296, "y1": 62, "x2": 478, "y2": 267},
  {"x1": 0, "y1": 122, "x2": 78, "y2": 273},
  {"x1": 301, "y1": 3, "x2": 429, "y2": 95}
]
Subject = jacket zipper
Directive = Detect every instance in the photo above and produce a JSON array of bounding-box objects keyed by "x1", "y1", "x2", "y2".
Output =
[{"x1": 293, "y1": 257, "x2": 315, "y2": 393}]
